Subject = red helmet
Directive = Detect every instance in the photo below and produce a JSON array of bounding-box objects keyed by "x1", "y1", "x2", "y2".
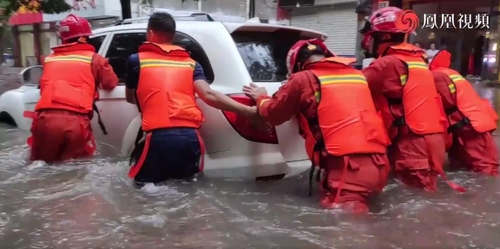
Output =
[
  {"x1": 57, "y1": 14, "x2": 92, "y2": 41},
  {"x1": 368, "y1": 7, "x2": 407, "y2": 34},
  {"x1": 361, "y1": 7, "x2": 418, "y2": 56},
  {"x1": 286, "y1": 39, "x2": 334, "y2": 75}
]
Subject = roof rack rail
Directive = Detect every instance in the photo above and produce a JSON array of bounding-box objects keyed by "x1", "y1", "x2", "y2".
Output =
[
  {"x1": 116, "y1": 12, "x2": 214, "y2": 26},
  {"x1": 112, "y1": 20, "x2": 125, "y2": 26}
]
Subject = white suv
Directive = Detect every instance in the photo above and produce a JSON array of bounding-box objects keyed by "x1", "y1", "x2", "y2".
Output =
[{"x1": 0, "y1": 16, "x2": 327, "y2": 180}]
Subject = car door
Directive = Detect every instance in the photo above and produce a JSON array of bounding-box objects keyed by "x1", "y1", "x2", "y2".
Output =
[
  {"x1": 119, "y1": 31, "x2": 221, "y2": 156},
  {"x1": 170, "y1": 32, "x2": 225, "y2": 153},
  {"x1": 21, "y1": 65, "x2": 43, "y2": 109},
  {"x1": 94, "y1": 31, "x2": 146, "y2": 149}
]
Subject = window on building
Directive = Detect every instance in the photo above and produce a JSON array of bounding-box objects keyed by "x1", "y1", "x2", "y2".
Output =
[
  {"x1": 88, "y1": 35, "x2": 106, "y2": 53},
  {"x1": 106, "y1": 32, "x2": 146, "y2": 80}
]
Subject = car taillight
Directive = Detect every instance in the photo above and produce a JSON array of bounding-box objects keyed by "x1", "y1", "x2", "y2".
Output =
[{"x1": 222, "y1": 94, "x2": 278, "y2": 144}]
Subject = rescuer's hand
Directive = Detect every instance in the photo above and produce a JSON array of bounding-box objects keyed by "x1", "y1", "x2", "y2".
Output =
[
  {"x1": 243, "y1": 83, "x2": 268, "y2": 101},
  {"x1": 245, "y1": 106, "x2": 272, "y2": 131}
]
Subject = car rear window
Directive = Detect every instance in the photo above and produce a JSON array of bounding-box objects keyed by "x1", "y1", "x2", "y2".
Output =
[{"x1": 232, "y1": 30, "x2": 312, "y2": 82}]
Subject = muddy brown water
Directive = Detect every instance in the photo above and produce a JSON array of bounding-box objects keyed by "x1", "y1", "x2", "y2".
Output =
[{"x1": 1, "y1": 75, "x2": 500, "y2": 248}]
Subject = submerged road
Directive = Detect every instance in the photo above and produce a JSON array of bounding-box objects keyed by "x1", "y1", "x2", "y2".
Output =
[{"x1": 1, "y1": 75, "x2": 500, "y2": 248}]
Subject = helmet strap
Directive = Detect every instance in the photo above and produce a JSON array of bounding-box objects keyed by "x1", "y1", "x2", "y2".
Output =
[{"x1": 295, "y1": 62, "x2": 302, "y2": 72}]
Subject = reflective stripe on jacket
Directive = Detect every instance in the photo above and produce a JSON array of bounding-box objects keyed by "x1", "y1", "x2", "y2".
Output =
[
  {"x1": 304, "y1": 57, "x2": 389, "y2": 156},
  {"x1": 35, "y1": 42, "x2": 96, "y2": 114},
  {"x1": 136, "y1": 42, "x2": 203, "y2": 132}
]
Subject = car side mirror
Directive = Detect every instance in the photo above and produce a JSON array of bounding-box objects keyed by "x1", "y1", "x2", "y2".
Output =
[{"x1": 18, "y1": 65, "x2": 43, "y2": 86}]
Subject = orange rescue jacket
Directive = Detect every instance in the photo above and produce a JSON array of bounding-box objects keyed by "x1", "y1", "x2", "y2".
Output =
[
  {"x1": 136, "y1": 42, "x2": 203, "y2": 132},
  {"x1": 35, "y1": 42, "x2": 96, "y2": 114},
  {"x1": 430, "y1": 50, "x2": 497, "y2": 133},
  {"x1": 302, "y1": 57, "x2": 390, "y2": 157},
  {"x1": 435, "y1": 71, "x2": 497, "y2": 133},
  {"x1": 382, "y1": 43, "x2": 445, "y2": 137}
]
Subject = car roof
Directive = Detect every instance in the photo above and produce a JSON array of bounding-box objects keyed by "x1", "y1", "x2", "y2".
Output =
[
  {"x1": 92, "y1": 21, "x2": 328, "y2": 40},
  {"x1": 223, "y1": 21, "x2": 326, "y2": 35}
]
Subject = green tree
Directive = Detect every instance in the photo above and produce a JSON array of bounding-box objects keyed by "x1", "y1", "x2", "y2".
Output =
[
  {"x1": 0, "y1": 0, "x2": 71, "y2": 64},
  {"x1": 1, "y1": 0, "x2": 71, "y2": 16}
]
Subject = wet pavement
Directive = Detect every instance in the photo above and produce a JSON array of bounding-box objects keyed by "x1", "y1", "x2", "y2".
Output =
[
  {"x1": 2, "y1": 78, "x2": 500, "y2": 248},
  {"x1": 0, "y1": 67, "x2": 23, "y2": 90}
]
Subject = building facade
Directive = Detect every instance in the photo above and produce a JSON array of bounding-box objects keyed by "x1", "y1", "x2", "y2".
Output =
[
  {"x1": 132, "y1": 0, "x2": 279, "y2": 22},
  {"x1": 8, "y1": 0, "x2": 121, "y2": 67},
  {"x1": 370, "y1": 0, "x2": 500, "y2": 81},
  {"x1": 284, "y1": 0, "x2": 359, "y2": 57},
  {"x1": 8, "y1": 0, "x2": 364, "y2": 66},
  {"x1": 403, "y1": 0, "x2": 498, "y2": 80}
]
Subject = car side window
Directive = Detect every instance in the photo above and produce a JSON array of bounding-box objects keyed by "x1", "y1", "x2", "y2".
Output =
[
  {"x1": 87, "y1": 35, "x2": 106, "y2": 52},
  {"x1": 173, "y1": 32, "x2": 215, "y2": 83},
  {"x1": 106, "y1": 32, "x2": 146, "y2": 81}
]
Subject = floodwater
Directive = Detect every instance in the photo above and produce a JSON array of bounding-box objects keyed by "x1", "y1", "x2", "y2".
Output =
[{"x1": 2, "y1": 82, "x2": 500, "y2": 248}]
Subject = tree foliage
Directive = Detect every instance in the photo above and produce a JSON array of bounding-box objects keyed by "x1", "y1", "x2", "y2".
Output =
[
  {"x1": 1, "y1": 0, "x2": 71, "y2": 17},
  {"x1": 0, "y1": 0, "x2": 70, "y2": 64}
]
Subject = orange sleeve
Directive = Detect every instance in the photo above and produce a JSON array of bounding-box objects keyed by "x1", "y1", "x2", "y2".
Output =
[
  {"x1": 432, "y1": 71, "x2": 455, "y2": 109},
  {"x1": 92, "y1": 54, "x2": 118, "y2": 90},
  {"x1": 362, "y1": 57, "x2": 388, "y2": 96},
  {"x1": 39, "y1": 62, "x2": 48, "y2": 93},
  {"x1": 256, "y1": 74, "x2": 303, "y2": 126}
]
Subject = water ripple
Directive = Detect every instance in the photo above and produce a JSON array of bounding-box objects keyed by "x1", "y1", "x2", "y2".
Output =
[{"x1": 1, "y1": 121, "x2": 500, "y2": 248}]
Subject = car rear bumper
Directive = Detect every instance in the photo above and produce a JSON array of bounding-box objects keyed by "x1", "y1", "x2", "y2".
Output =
[{"x1": 202, "y1": 156, "x2": 310, "y2": 180}]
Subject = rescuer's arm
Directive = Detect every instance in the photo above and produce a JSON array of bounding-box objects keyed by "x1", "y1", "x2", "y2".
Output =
[
  {"x1": 432, "y1": 71, "x2": 456, "y2": 109},
  {"x1": 39, "y1": 69, "x2": 48, "y2": 93},
  {"x1": 362, "y1": 57, "x2": 387, "y2": 96},
  {"x1": 92, "y1": 54, "x2": 118, "y2": 90},
  {"x1": 246, "y1": 74, "x2": 302, "y2": 126},
  {"x1": 193, "y1": 63, "x2": 254, "y2": 116},
  {"x1": 124, "y1": 54, "x2": 140, "y2": 105}
]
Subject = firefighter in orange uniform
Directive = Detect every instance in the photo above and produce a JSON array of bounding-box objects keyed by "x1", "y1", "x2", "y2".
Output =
[
  {"x1": 243, "y1": 39, "x2": 390, "y2": 213},
  {"x1": 429, "y1": 50, "x2": 499, "y2": 176},
  {"x1": 126, "y1": 12, "x2": 257, "y2": 187},
  {"x1": 361, "y1": 7, "x2": 465, "y2": 192},
  {"x1": 29, "y1": 14, "x2": 118, "y2": 163}
]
